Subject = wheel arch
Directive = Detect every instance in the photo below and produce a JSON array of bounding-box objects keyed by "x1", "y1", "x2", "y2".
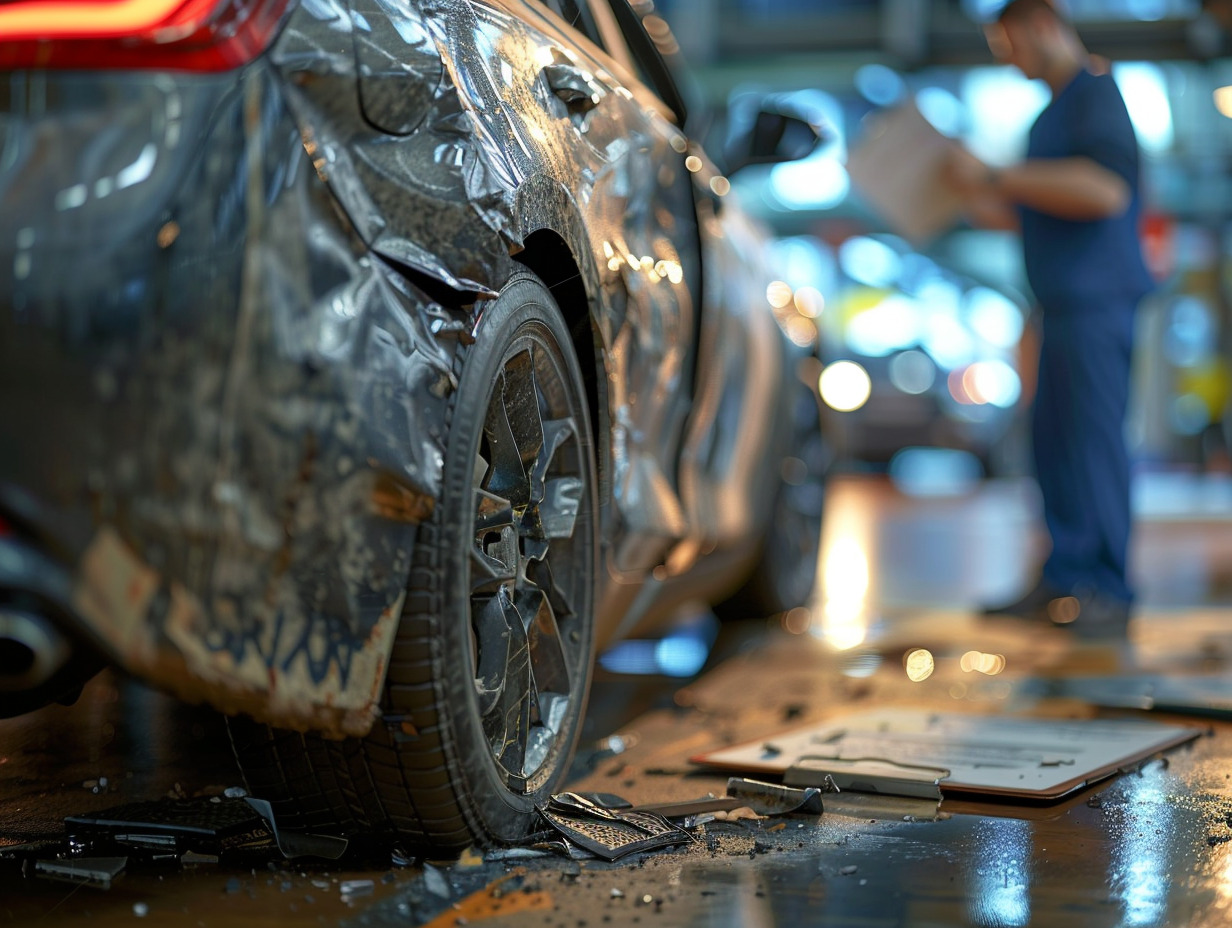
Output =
[{"x1": 512, "y1": 221, "x2": 612, "y2": 521}]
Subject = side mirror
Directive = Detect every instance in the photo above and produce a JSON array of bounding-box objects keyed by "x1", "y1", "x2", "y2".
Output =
[{"x1": 724, "y1": 106, "x2": 826, "y2": 175}]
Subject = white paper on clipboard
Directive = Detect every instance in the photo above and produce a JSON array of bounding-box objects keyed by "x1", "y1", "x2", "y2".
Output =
[{"x1": 846, "y1": 101, "x2": 966, "y2": 246}]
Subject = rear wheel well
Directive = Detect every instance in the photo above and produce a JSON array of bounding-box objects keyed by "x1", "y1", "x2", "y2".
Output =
[{"x1": 514, "y1": 231, "x2": 609, "y2": 505}]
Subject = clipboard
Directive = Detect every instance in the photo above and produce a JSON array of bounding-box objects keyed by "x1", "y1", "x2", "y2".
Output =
[
  {"x1": 690, "y1": 709, "x2": 1201, "y2": 803},
  {"x1": 846, "y1": 101, "x2": 966, "y2": 246}
]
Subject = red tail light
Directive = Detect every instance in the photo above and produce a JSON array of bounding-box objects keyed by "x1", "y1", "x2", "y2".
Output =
[{"x1": 0, "y1": 0, "x2": 291, "y2": 71}]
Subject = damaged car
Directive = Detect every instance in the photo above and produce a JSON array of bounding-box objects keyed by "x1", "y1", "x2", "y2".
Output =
[{"x1": 0, "y1": 0, "x2": 825, "y2": 851}]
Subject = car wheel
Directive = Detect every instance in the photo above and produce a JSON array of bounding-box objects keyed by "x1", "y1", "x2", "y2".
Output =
[
  {"x1": 720, "y1": 379, "x2": 825, "y2": 617},
  {"x1": 229, "y1": 271, "x2": 597, "y2": 851}
]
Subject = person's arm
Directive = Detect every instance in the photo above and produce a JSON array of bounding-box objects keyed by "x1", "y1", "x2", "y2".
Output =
[
  {"x1": 945, "y1": 144, "x2": 1130, "y2": 223},
  {"x1": 993, "y1": 157, "x2": 1130, "y2": 220},
  {"x1": 964, "y1": 192, "x2": 1020, "y2": 231}
]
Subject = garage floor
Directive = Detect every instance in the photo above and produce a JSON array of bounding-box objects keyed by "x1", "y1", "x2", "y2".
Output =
[{"x1": 3, "y1": 475, "x2": 1232, "y2": 927}]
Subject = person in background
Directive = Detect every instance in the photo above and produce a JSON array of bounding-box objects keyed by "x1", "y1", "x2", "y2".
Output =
[{"x1": 945, "y1": 0, "x2": 1154, "y2": 638}]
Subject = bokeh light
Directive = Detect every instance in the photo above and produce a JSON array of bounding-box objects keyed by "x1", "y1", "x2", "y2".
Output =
[
  {"x1": 904, "y1": 648, "x2": 935, "y2": 682},
  {"x1": 820, "y1": 361, "x2": 872, "y2": 412}
]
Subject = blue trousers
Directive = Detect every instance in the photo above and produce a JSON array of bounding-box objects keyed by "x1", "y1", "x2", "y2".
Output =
[{"x1": 1032, "y1": 300, "x2": 1137, "y2": 603}]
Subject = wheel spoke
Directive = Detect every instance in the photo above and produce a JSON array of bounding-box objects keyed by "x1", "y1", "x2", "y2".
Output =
[
  {"x1": 518, "y1": 587, "x2": 571, "y2": 698},
  {"x1": 530, "y1": 418, "x2": 576, "y2": 499},
  {"x1": 540, "y1": 476, "x2": 583, "y2": 539},
  {"x1": 501, "y1": 346, "x2": 546, "y2": 478},
  {"x1": 483, "y1": 372, "x2": 531, "y2": 508},
  {"x1": 475, "y1": 589, "x2": 532, "y2": 770},
  {"x1": 472, "y1": 592, "x2": 514, "y2": 717},
  {"x1": 527, "y1": 550, "x2": 576, "y2": 620}
]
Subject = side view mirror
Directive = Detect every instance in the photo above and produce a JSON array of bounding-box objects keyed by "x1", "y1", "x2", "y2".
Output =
[{"x1": 723, "y1": 96, "x2": 828, "y2": 175}]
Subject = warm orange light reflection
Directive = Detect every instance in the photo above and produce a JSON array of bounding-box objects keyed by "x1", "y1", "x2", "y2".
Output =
[
  {"x1": 817, "y1": 536, "x2": 870, "y2": 651},
  {"x1": 782, "y1": 607, "x2": 812, "y2": 635},
  {"x1": 1046, "y1": 596, "x2": 1081, "y2": 624},
  {"x1": 766, "y1": 280, "x2": 794, "y2": 309},
  {"x1": 794, "y1": 286, "x2": 824, "y2": 319},
  {"x1": 0, "y1": 0, "x2": 202, "y2": 40},
  {"x1": 904, "y1": 648, "x2": 934, "y2": 682},
  {"x1": 1216, "y1": 86, "x2": 1232, "y2": 119},
  {"x1": 949, "y1": 368, "x2": 974, "y2": 404},
  {"x1": 961, "y1": 650, "x2": 1006, "y2": 675}
]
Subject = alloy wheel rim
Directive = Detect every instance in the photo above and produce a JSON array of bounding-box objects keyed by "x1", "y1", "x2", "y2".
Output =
[{"x1": 469, "y1": 332, "x2": 588, "y2": 791}]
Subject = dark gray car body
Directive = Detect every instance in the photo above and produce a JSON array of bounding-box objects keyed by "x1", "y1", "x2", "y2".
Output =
[{"x1": 0, "y1": 0, "x2": 814, "y2": 736}]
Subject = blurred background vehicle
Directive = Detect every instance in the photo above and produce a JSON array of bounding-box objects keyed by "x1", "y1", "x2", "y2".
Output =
[{"x1": 653, "y1": 0, "x2": 1232, "y2": 499}]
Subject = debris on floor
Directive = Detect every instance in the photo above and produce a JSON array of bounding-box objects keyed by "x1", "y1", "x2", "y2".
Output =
[
  {"x1": 539, "y1": 798, "x2": 690, "y2": 861},
  {"x1": 0, "y1": 791, "x2": 356, "y2": 891},
  {"x1": 531, "y1": 777, "x2": 827, "y2": 862},
  {"x1": 29, "y1": 856, "x2": 128, "y2": 889}
]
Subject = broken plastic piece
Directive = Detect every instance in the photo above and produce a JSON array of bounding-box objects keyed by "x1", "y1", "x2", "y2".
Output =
[
  {"x1": 243, "y1": 798, "x2": 349, "y2": 860},
  {"x1": 422, "y1": 862, "x2": 452, "y2": 898},
  {"x1": 65, "y1": 798, "x2": 275, "y2": 856},
  {"x1": 627, "y1": 796, "x2": 744, "y2": 819},
  {"x1": 725, "y1": 777, "x2": 825, "y2": 816},
  {"x1": 538, "y1": 805, "x2": 690, "y2": 861},
  {"x1": 32, "y1": 856, "x2": 127, "y2": 889}
]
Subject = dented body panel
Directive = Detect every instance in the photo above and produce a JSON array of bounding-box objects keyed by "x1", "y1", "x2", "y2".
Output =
[{"x1": 0, "y1": 0, "x2": 809, "y2": 736}]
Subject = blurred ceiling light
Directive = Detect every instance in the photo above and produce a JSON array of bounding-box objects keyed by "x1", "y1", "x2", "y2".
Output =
[
  {"x1": 846, "y1": 294, "x2": 920, "y2": 357},
  {"x1": 960, "y1": 650, "x2": 1006, "y2": 675},
  {"x1": 1046, "y1": 596, "x2": 1081, "y2": 625},
  {"x1": 916, "y1": 86, "x2": 965, "y2": 138},
  {"x1": 783, "y1": 315, "x2": 819, "y2": 347},
  {"x1": 838, "y1": 236, "x2": 902, "y2": 288},
  {"x1": 818, "y1": 535, "x2": 870, "y2": 651},
  {"x1": 1112, "y1": 63, "x2": 1173, "y2": 154},
  {"x1": 965, "y1": 287, "x2": 1024, "y2": 348},
  {"x1": 782, "y1": 607, "x2": 812, "y2": 635},
  {"x1": 1170, "y1": 393, "x2": 1211, "y2": 435},
  {"x1": 820, "y1": 360, "x2": 872, "y2": 412},
  {"x1": 768, "y1": 236, "x2": 838, "y2": 296},
  {"x1": 904, "y1": 648, "x2": 935, "y2": 683},
  {"x1": 965, "y1": 360, "x2": 1022, "y2": 408},
  {"x1": 1216, "y1": 86, "x2": 1232, "y2": 119},
  {"x1": 768, "y1": 155, "x2": 849, "y2": 211},
  {"x1": 924, "y1": 314, "x2": 977, "y2": 370},
  {"x1": 889, "y1": 349, "x2": 936, "y2": 395},
  {"x1": 855, "y1": 63, "x2": 905, "y2": 106},
  {"x1": 949, "y1": 368, "x2": 974, "y2": 404},
  {"x1": 766, "y1": 280, "x2": 794, "y2": 308},
  {"x1": 962, "y1": 67, "x2": 1049, "y2": 166},
  {"x1": 794, "y1": 286, "x2": 825, "y2": 319}
]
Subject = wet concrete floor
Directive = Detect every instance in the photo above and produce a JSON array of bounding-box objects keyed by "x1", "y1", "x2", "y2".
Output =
[{"x1": 3, "y1": 475, "x2": 1232, "y2": 927}]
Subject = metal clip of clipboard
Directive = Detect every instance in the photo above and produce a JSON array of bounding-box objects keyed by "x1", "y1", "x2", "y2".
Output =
[{"x1": 785, "y1": 756, "x2": 951, "y2": 800}]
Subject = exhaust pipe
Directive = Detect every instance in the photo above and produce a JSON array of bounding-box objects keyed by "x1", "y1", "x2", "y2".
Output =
[{"x1": 0, "y1": 608, "x2": 70, "y2": 692}]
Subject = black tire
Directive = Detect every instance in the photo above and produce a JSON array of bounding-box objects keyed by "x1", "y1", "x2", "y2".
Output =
[
  {"x1": 229, "y1": 272, "x2": 598, "y2": 852},
  {"x1": 719, "y1": 377, "x2": 825, "y2": 618}
]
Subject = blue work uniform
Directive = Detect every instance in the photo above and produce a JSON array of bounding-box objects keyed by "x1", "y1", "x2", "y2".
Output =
[{"x1": 1020, "y1": 67, "x2": 1153, "y2": 604}]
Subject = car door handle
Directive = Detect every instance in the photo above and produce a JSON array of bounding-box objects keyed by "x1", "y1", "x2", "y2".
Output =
[{"x1": 542, "y1": 61, "x2": 604, "y2": 115}]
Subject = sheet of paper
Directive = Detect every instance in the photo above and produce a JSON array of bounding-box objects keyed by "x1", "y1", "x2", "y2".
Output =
[
  {"x1": 691, "y1": 709, "x2": 1201, "y2": 802},
  {"x1": 846, "y1": 101, "x2": 966, "y2": 246}
]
